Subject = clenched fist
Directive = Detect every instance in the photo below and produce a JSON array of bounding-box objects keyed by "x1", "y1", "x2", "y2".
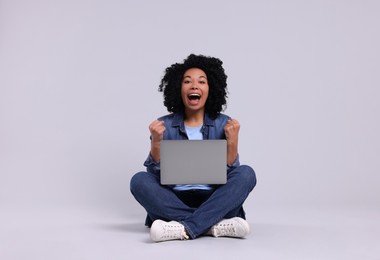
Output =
[
  {"x1": 149, "y1": 120, "x2": 165, "y2": 162},
  {"x1": 224, "y1": 119, "x2": 240, "y2": 165},
  {"x1": 224, "y1": 119, "x2": 240, "y2": 144},
  {"x1": 149, "y1": 120, "x2": 166, "y2": 144}
]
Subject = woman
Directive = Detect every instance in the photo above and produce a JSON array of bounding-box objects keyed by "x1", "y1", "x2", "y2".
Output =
[{"x1": 130, "y1": 54, "x2": 257, "y2": 242}]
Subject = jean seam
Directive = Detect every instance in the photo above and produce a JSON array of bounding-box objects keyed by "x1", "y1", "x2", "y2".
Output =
[{"x1": 180, "y1": 221, "x2": 196, "y2": 239}]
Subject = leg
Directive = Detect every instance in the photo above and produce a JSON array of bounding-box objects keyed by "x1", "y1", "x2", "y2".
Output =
[
  {"x1": 130, "y1": 171, "x2": 195, "y2": 224},
  {"x1": 180, "y1": 165, "x2": 257, "y2": 238}
]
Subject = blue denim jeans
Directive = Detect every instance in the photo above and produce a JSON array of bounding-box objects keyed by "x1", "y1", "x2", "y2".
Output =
[{"x1": 130, "y1": 165, "x2": 257, "y2": 239}]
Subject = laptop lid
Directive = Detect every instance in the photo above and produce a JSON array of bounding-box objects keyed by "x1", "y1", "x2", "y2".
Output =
[{"x1": 160, "y1": 140, "x2": 227, "y2": 185}]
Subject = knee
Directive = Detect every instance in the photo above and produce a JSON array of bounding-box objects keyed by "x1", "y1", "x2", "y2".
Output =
[
  {"x1": 130, "y1": 171, "x2": 149, "y2": 195},
  {"x1": 234, "y1": 165, "x2": 257, "y2": 190}
]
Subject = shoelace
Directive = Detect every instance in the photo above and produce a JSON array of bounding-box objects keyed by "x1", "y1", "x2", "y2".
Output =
[
  {"x1": 181, "y1": 231, "x2": 189, "y2": 240},
  {"x1": 213, "y1": 223, "x2": 236, "y2": 236},
  {"x1": 161, "y1": 224, "x2": 189, "y2": 240}
]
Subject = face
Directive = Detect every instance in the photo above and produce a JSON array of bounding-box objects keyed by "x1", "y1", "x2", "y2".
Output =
[{"x1": 181, "y1": 68, "x2": 209, "y2": 114}]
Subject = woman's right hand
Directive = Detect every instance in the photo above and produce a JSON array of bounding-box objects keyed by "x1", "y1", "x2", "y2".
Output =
[
  {"x1": 149, "y1": 120, "x2": 166, "y2": 144},
  {"x1": 149, "y1": 120, "x2": 165, "y2": 162}
]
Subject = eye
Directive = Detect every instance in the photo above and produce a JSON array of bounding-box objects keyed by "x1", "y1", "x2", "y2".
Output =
[
  {"x1": 183, "y1": 80, "x2": 191, "y2": 84},
  {"x1": 199, "y1": 80, "x2": 206, "y2": 84}
]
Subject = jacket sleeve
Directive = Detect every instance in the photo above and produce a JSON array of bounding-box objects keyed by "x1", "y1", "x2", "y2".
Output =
[
  {"x1": 227, "y1": 153, "x2": 240, "y2": 173},
  {"x1": 143, "y1": 152, "x2": 160, "y2": 175}
]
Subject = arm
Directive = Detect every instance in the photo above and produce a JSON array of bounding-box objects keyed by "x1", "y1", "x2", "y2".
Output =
[
  {"x1": 149, "y1": 120, "x2": 166, "y2": 162},
  {"x1": 224, "y1": 119, "x2": 240, "y2": 166}
]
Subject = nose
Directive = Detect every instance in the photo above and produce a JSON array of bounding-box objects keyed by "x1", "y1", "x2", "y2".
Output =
[{"x1": 191, "y1": 83, "x2": 198, "y2": 90}]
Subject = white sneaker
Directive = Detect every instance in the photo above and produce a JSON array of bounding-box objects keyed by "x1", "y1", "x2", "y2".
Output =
[
  {"x1": 150, "y1": 220, "x2": 189, "y2": 242},
  {"x1": 211, "y1": 217, "x2": 250, "y2": 238}
]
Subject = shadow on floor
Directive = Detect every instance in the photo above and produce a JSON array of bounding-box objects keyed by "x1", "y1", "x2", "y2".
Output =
[{"x1": 95, "y1": 222, "x2": 148, "y2": 234}]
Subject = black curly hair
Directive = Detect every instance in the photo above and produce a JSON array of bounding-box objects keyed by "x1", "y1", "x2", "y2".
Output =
[{"x1": 158, "y1": 54, "x2": 228, "y2": 119}]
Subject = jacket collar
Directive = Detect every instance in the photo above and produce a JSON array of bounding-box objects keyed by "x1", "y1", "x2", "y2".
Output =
[{"x1": 172, "y1": 112, "x2": 215, "y2": 127}]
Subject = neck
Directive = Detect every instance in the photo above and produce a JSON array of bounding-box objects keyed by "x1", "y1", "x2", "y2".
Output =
[{"x1": 184, "y1": 109, "x2": 204, "y2": 127}]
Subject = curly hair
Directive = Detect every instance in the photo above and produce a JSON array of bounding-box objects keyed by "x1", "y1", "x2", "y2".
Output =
[{"x1": 158, "y1": 54, "x2": 228, "y2": 119}]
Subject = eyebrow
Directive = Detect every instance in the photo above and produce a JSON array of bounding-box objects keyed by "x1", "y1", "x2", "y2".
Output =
[{"x1": 183, "y1": 75, "x2": 207, "y2": 79}]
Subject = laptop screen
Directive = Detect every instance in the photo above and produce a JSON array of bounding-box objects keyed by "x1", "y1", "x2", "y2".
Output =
[{"x1": 160, "y1": 140, "x2": 227, "y2": 185}]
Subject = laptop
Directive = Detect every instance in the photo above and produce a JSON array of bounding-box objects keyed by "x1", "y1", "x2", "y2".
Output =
[{"x1": 160, "y1": 140, "x2": 227, "y2": 185}]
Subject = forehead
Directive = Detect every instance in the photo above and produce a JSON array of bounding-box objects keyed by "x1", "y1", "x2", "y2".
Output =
[{"x1": 183, "y1": 68, "x2": 207, "y2": 78}]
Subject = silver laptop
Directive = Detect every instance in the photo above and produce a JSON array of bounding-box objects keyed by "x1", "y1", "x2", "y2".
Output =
[{"x1": 160, "y1": 140, "x2": 227, "y2": 185}]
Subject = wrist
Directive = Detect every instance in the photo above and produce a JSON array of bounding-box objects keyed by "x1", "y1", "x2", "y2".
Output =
[{"x1": 227, "y1": 138, "x2": 238, "y2": 146}]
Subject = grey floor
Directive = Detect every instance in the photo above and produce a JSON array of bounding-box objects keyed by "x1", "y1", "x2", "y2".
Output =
[{"x1": 1, "y1": 204, "x2": 379, "y2": 260}]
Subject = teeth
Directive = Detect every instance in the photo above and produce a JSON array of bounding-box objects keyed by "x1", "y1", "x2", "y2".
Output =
[{"x1": 188, "y1": 93, "x2": 201, "y2": 101}]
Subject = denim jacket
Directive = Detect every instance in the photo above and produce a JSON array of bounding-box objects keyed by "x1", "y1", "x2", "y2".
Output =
[{"x1": 143, "y1": 112, "x2": 240, "y2": 175}]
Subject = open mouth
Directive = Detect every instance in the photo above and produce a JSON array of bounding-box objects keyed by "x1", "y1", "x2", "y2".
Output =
[{"x1": 188, "y1": 93, "x2": 201, "y2": 100}]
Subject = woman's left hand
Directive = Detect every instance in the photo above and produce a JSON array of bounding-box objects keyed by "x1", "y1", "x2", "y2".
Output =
[
  {"x1": 224, "y1": 119, "x2": 240, "y2": 144},
  {"x1": 224, "y1": 119, "x2": 240, "y2": 165}
]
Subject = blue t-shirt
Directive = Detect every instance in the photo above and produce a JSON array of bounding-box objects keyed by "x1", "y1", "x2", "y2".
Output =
[
  {"x1": 173, "y1": 124, "x2": 212, "y2": 191},
  {"x1": 144, "y1": 113, "x2": 240, "y2": 175}
]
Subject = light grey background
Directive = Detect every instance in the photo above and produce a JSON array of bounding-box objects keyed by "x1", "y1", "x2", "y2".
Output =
[{"x1": 1, "y1": 0, "x2": 379, "y2": 259}]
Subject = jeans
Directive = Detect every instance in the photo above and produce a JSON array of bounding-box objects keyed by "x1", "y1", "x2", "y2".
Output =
[{"x1": 130, "y1": 165, "x2": 257, "y2": 239}]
